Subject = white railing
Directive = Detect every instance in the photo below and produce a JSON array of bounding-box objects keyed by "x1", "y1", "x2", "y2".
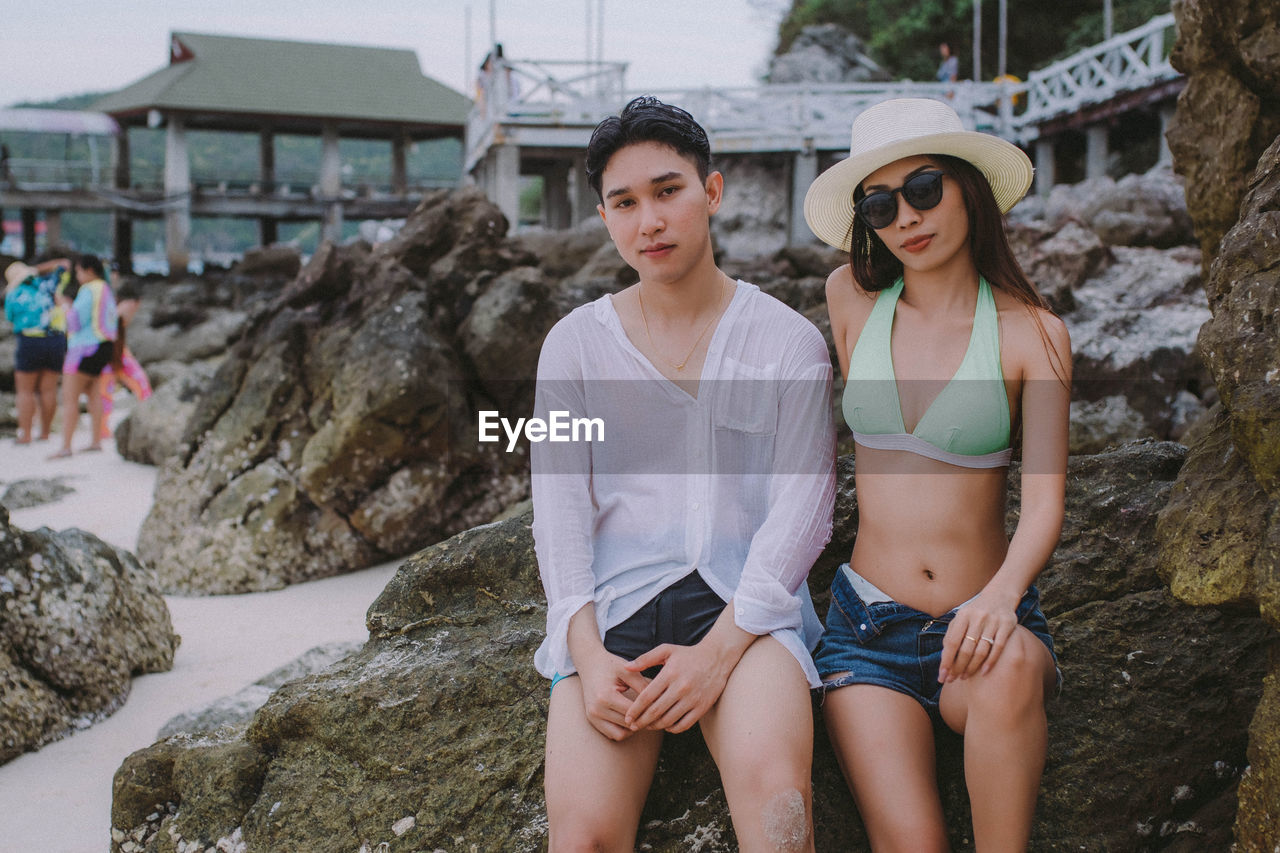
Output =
[
  {"x1": 1019, "y1": 12, "x2": 1176, "y2": 128},
  {"x1": 466, "y1": 12, "x2": 1179, "y2": 162}
]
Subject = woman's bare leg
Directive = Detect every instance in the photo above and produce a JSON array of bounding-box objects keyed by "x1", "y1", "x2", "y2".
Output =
[
  {"x1": 36, "y1": 369, "x2": 59, "y2": 439},
  {"x1": 14, "y1": 371, "x2": 36, "y2": 442},
  {"x1": 939, "y1": 627, "x2": 1057, "y2": 852},
  {"x1": 822, "y1": 682, "x2": 949, "y2": 853}
]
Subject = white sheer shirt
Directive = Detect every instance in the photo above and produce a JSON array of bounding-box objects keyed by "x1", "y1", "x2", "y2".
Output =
[{"x1": 531, "y1": 280, "x2": 836, "y2": 687}]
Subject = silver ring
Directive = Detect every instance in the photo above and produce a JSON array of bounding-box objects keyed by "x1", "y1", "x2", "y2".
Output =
[{"x1": 980, "y1": 636, "x2": 995, "y2": 644}]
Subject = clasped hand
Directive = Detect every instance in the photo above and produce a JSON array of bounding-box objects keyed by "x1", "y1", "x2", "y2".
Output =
[
  {"x1": 937, "y1": 588, "x2": 1021, "y2": 683},
  {"x1": 579, "y1": 641, "x2": 735, "y2": 740}
]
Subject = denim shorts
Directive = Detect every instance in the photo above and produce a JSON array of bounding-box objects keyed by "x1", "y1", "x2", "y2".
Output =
[{"x1": 813, "y1": 565, "x2": 1057, "y2": 719}]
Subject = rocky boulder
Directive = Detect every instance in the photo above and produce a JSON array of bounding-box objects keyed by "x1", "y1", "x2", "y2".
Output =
[
  {"x1": 767, "y1": 24, "x2": 891, "y2": 84},
  {"x1": 114, "y1": 360, "x2": 221, "y2": 466},
  {"x1": 136, "y1": 189, "x2": 545, "y2": 594},
  {"x1": 111, "y1": 442, "x2": 1273, "y2": 852},
  {"x1": 1158, "y1": 1, "x2": 1280, "y2": 848},
  {"x1": 0, "y1": 504, "x2": 177, "y2": 765},
  {"x1": 1018, "y1": 168, "x2": 1198, "y2": 250}
]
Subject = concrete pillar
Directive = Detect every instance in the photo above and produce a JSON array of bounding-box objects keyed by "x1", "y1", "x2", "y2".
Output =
[
  {"x1": 542, "y1": 160, "x2": 571, "y2": 229},
  {"x1": 1035, "y1": 138, "x2": 1055, "y2": 197},
  {"x1": 488, "y1": 143, "x2": 521, "y2": 229},
  {"x1": 319, "y1": 122, "x2": 343, "y2": 245},
  {"x1": 113, "y1": 216, "x2": 133, "y2": 274},
  {"x1": 21, "y1": 208, "x2": 37, "y2": 258},
  {"x1": 571, "y1": 151, "x2": 598, "y2": 227},
  {"x1": 1158, "y1": 104, "x2": 1175, "y2": 167},
  {"x1": 112, "y1": 129, "x2": 134, "y2": 273},
  {"x1": 322, "y1": 203, "x2": 344, "y2": 245},
  {"x1": 163, "y1": 114, "x2": 192, "y2": 276},
  {"x1": 319, "y1": 123, "x2": 342, "y2": 197},
  {"x1": 790, "y1": 147, "x2": 819, "y2": 245},
  {"x1": 391, "y1": 132, "x2": 408, "y2": 195},
  {"x1": 1085, "y1": 124, "x2": 1109, "y2": 180},
  {"x1": 260, "y1": 129, "x2": 275, "y2": 190},
  {"x1": 44, "y1": 210, "x2": 61, "y2": 247},
  {"x1": 259, "y1": 218, "x2": 278, "y2": 247}
]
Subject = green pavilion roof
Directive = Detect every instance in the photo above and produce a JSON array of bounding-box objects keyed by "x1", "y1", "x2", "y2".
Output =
[{"x1": 93, "y1": 31, "x2": 471, "y2": 137}]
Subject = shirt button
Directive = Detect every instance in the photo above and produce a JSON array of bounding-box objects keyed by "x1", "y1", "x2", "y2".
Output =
[
  {"x1": 736, "y1": 607, "x2": 745, "y2": 616},
  {"x1": 859, "y1": 623, "x2": 867, "y2": 631},
  {"x1": 691, "y1": 502, "x2": 700, "y2": 510}
]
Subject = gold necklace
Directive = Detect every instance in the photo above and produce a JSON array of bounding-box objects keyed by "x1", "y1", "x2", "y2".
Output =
[{"x1": 637, "y1": 276, "x2": 730, "y2": 372}]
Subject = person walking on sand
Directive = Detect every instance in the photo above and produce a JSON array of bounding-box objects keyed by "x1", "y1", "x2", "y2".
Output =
[
  {"x1": 532, "y1": 95, "x2": 836, "y2": 851},
  {"x1": 4, "y1": 258, "x2": 71, "y2": 443},
  {"x1": 51, "y1": 254, "x2": 117, "y2": 458},
  {"x1": 803, "y1": 97, "x2": 1071, "y2": 851}
]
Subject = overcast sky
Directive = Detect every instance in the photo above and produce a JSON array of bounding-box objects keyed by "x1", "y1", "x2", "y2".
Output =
[{"x1": 3, "y1": 0, "x2": 790, "y2": 107}]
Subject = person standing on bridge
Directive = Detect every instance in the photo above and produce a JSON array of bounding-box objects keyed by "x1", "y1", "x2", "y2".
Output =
[
  {"x1": 804, "y1": 97, "x2": 1071, "y2": 850},
  {"x1": 937, "y1": 41, "x2": 959, "y2": 83},
  {"x1": 533, "y1": 95, "x2": 836, "y2": 850}
]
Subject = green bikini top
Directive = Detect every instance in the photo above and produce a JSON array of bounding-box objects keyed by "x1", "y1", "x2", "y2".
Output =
[{"x1": 841, "y1": 277, "x2": 1012, "y2": 468}]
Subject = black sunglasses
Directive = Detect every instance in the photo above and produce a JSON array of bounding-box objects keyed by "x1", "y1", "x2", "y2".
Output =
[{"x1": 855, "y1": 170, "x2": 946, "y2": 230}]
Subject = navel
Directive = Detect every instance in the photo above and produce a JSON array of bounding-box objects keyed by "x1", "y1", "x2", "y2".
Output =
[{"x1": 923, "y1": 569, "x2": 935, "y2": 581}]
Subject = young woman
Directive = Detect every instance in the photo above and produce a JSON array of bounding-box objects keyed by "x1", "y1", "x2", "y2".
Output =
[
  {"x1": 4, "y1": 258, "x2": 70, "y2": 443},
  {"x1": 51, "y1": 254, "x2": 117, "y2": 458},
  {"x1": 803, "y1": 98, "x2": 1071, "y2": 851}
]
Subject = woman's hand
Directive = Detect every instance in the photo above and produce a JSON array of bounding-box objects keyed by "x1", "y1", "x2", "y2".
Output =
[{"x1": 938, "y1": 587, "x2": 1021, "y2": 682}]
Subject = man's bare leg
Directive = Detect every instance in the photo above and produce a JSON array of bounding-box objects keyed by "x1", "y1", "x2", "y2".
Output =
[
  {"x1": 545, "y1": 675, "x2": 663, "y2": 852},
  {"x1": 699, "y1": 637, "x2": 815, "y2": 853}
]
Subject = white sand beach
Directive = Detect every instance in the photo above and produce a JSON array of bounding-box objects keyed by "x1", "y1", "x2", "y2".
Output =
[{"x1": 0, "y1": 416, "x2": 398, "y2": 853}]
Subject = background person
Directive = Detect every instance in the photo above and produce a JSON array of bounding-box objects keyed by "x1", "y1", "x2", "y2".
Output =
[
  {"x1": 4, "y1": 258, "x2": 71, "y2": 443},
  {"x1": 51, "y1": 254, "x2": 117, "y2": 458},
  {"x1": 803, "y1": 97, "x2": 1071, "y2": 851},
  {"x1": 97, "y1": 273, "x2": 152, "y2": 439}
]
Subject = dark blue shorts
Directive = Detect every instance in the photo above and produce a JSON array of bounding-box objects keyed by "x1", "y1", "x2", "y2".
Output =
[
  {"x1": 549, "y1": 571, "x2": 727, "y2": 693},
  {"x1": 603, "y1": 571, "x2": 726, "y2": 671},
  {"x1": 14, "y1": 333, "x2": 66, "y2": 373},
  {"x1": 813, "y1": 565, "x2": 1058, "y2": 720}
]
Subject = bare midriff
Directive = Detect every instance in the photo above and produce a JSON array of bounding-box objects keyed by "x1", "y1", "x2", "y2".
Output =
[{"x1": 849, "y1": 445, "x2": 1009, "y2": 617}]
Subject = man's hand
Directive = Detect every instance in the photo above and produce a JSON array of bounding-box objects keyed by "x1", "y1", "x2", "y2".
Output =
[
  {"x1": 621, "y1": 641, "x2": 738, "y2": 733},
  {"x1": 622, "y1": 608, "x2": 757, "y2": 734},
  {"x1": 576, "y1": 650, "x2": 651, "y2": 742}
]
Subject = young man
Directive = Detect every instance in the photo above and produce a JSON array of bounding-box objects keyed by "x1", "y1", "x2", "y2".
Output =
[{"x1": 531, "y1": 96, "x2": 836, "y2": 851}]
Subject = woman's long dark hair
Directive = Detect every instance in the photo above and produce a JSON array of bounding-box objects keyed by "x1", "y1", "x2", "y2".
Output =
[{"x1": 848, "y1": 154, "x2": 1068, "y2": 384}]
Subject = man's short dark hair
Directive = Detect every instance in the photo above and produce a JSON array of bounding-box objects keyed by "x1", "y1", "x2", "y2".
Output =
[{"x1": 585, "y1": 96, "x2": 712, "y2": 201}]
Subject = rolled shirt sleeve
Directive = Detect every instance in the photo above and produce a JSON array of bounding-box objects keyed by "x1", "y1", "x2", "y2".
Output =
[{"x1": 731, "y1": 323, "x2": 836, "y2": 637}]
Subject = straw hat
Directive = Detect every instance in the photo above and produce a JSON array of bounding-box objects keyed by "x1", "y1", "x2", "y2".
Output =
[
  {"x1": 4, "y1": 261, "x2": 37, "y2": 288},
  {"x1": 804, "y1": 98, "x2": 1034, "y2": 252}
]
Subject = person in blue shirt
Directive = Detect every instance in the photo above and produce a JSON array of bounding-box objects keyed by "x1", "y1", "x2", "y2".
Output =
[{"x1": 4, "y1": 258, "x2": 71, "y2": 443}]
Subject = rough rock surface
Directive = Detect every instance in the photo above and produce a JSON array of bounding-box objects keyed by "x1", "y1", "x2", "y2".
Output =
[
  {"x1": 137, "y1": 190, "x2": 544, "y2": 593},
  {"x1": 114, "y1": 360, "x2": 221, "y2": 467},
  {"x1": 157, "y1": 641, "x2": 359, "y2": 741},
  {"x1": 0, "y1": 504, "x2": 177, "y2": 765},
  {"x1": 111, "y1": 442, "x2": 1273, "y2": 852},
  {"x1": 1014, "y1": 168, "x2": 1197, "y2": 249},
  {"x1": 1158, "y1": 1, "x2": 1280, "y2": 847},
  {"x1": 0, "y1": 476, "x2": 76, "y2": 510},
  {"x1": 767, "y1": 24, "x2": 891, "y2": 84}
]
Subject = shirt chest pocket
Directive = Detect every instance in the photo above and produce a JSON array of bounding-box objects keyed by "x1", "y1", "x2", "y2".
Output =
[{"x1": 713, "y1": 358, "x2": 779, "y2": 436}]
